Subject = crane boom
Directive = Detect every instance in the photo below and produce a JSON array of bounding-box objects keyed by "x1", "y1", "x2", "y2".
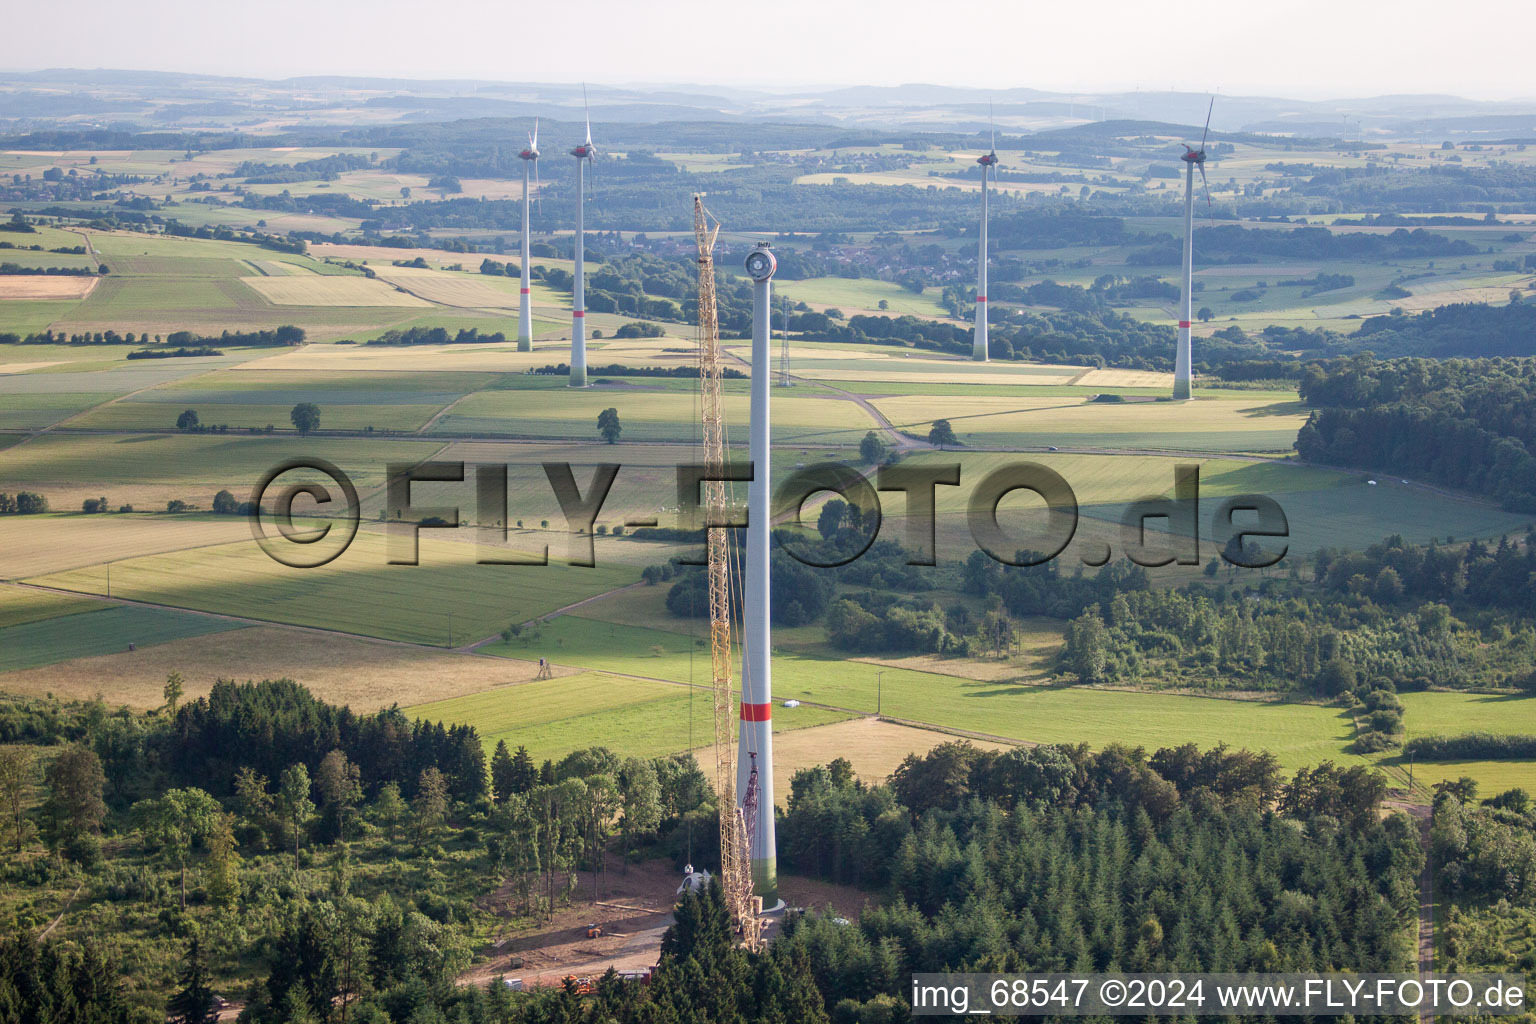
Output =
[{"x1": 693, "y1": 196, "x2": 762, "y2": 950}]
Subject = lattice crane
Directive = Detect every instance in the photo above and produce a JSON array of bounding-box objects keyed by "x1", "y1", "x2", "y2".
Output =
[{"x1": 692, "y1": 196, "x2": 763, "y2": 951}]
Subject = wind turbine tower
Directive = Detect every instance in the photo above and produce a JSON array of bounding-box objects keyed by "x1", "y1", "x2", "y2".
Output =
[
  {"x1": 740, "y1": 242, "x2": 779, "y2": 906},
  {"x1": 972, "y1": 127, "x2": 999, "y2": 362},
  {"x1": 569, "y1": 93, "x2": 597, "y2": 387},
  {"x1": 1174, "y1": 99, "x2": 1213, "y2": 401},
  {"x1": 516, "y1": 120, "x2": 539, "y2": 352}
]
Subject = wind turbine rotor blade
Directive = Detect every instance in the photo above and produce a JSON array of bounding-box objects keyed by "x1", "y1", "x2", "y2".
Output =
[
  {"x1": 531, "y1": 117, "x2": 538, "y2": 151},
  {"x1": 1199, "y1": 162, "x2": 1211, "y2": 207},
  {"x1": 1200, "y1": 96, "x2": 1213, "y2": 152}
]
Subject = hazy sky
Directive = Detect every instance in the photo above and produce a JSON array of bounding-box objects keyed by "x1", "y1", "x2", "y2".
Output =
[{"x1": 8, "y1": 0, "x2": 1533, "y2": 100}]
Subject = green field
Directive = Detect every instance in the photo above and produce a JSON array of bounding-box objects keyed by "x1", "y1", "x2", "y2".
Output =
[
  {"x1": 406, "y1": 670, "x2": 850, "y2": 763},
  {"x1": 0, "y1": 585, "x2": 100, "y2": 629},
  {"x1": 429, "y1": 388, "x2": 878, "y2": 443},
  {"x1": 773, "y1": 277, "x2": 955, "y2": 318},
  {"x1": 0, "y1": 605, "x2": 242, "y2": 672},
  {"x1": 872, "y1": 393, "x2": 1310, "y2": 452},
  {"x1": 477, "y1": 612, "x2": 1366, "y2": 770},
  {"x1": 66, "y1": 399, "x2": 448, "y2": 432},
  {"x1": 26, "y1": 531, "x2": 639, "y2": 646},
  {"x1": 1398, "y1": 690, "x2": 1536, "y2": 792},
  {"x1": 0, "y1": 433, "x2": 445, "y2": 491}
]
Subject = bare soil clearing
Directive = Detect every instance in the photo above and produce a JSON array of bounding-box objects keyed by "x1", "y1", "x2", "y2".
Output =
[{"x1": 461, "y1": 855, "x2": 871, "y2": 990}]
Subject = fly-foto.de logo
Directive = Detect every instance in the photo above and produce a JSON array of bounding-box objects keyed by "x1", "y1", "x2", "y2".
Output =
[{"x1": 249, "y1": 458, "x2": 1289, "y2": 571}]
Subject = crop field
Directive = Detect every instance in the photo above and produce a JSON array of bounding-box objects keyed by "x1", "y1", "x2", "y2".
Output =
[
  {"x1": 435, "y1": 439, "x2": 703, "y2": 527},
  {"x1": 242, "y1": 275, "x2": 432, "y2": 307},
  {"x1": 1235, "y1": 482, "x2": 1534, "y2": 555},
  {"x1": 762, "y1": 718, "x2": 1009, "y2": 798},
  {"x1": 0, "y1": 276, "x2": 100, "y2": 300},
  {"x1": 871, "y1": 393, "x2": 1311, "y2": 452},
  {"x1": 773, "y1": 277, "x2": 955, "y2": 319},
  {"x1": 0, "y1": 433, "x2": 444, "y2": 493},
  {"x1": 733, "y1": 343, "x2": 1090, "y2": 386},
  {"x1": 0, "y1": 390, "x2": 121, "y2": 429},
  {"x1": 0, "y1": 604, "x2": 242, "y2": 672},
  {"x1": 0, "y1": 299, "x2": 89, "y2": 335},
  {"x1": 1401, "y1": 690, "x2": 1536, "y2": 736},
  {"x1": 367, "y1": 266, "x2": 558, "y2": 309},
  {"x1": 0, "y1": 624, "x2": 564, "y2": 711},
  {"x1": 26, "y1": 530, "x2": 640, "y2": 646},
  {"x1": 0, "y1": 515, "x2": 256, "y2": 579},
  {"x1": 473, "y1": 609, "x2": 1365, "y2": 770},
  {"x1": 310, "y1": 243, "x2": 575, "y2": 274},
  {"x1": 156, "y1": 368, "x2": 502, "y2": 396},
  {"x1": 429, "y1": 388, "x2": 878, "y2": 443},
  {"x1": 67, "y1": 398, "x2": 447, "y2": 432},
  {"x1": 234, "y1": 340, "x2": 566, "y2": 373},
  {"x1": 1075, "y1": 368, "x2": 1175, "y2": 388},
  {"x1": 0, "y1": 433, "x2": 450, "y2": 520},
  {"x1": 406, "y1": 671, "x2": 851, "y2": 765},
  {"x1": 0, "y1": 585, "x2": 99, "y2": 629}
]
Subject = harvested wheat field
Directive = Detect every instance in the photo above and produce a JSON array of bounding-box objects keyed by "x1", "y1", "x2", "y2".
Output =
[
  {"x1": 0, "y1": 275, "x2": 100, "y2": 300},
  {"x1": 1074, "y1": 367, "x2": 1175, "y2": 389},
  {"x1": 369, "y1": 266, "x2": 526, "y2": 308},
  {"x1": 0, "y1": 624, "x2": 565, "y2": 710},
  {"x1": 242, "y1": 275, "x2": 431, "y2": 307}
]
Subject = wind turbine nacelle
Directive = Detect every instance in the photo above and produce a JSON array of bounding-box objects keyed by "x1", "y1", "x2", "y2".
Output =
[
  {"x1": 571, "y1": 144, "x2": 595, "y2": 160},
  {"x1": 977, "y1": 153, "x2": 999, "y2": 167},
  {"x1": 518, "y1": 149, "x2": 538, "y2": 161},
  {"x1": 1181, "y1": 148, "x2": 1206, "y2": 164},
  {"x1": 744, "y1": 245, "x2": 776, "y2": 282}
]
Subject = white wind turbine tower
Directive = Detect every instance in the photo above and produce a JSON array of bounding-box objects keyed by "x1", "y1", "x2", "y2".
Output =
[
  {"x1": 972, "y1": 115, "x2": 999, "y2": 362},
  {"x1": 568, "y1": 89, "x2": 597, "y2": 387},
  {"x1": 516, "y1": 119, "x2": 539, "y2": 353},
  {"x1": 1174, "y1": 98, "x2": 1213, "y2": 401}
]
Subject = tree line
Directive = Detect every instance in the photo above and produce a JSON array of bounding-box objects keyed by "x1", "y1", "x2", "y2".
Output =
[{"x1": 1296, "y1": 351, "x2": 1536, "y2": 509}]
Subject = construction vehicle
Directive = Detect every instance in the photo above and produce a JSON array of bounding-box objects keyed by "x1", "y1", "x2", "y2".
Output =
[
  {"x1": 583, "y1": 923, "x2": 603, "y2": 939},
  {"x1": 561, "y1": 975, "x2": 596, "y2": 996},
  {"x1": 693, "y1": 197, "x2": 765, "y2": 952}
]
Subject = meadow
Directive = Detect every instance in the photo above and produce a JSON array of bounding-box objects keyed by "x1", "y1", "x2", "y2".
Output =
[{"x1": 406, "y1": 670, "x2": 851, "y2": 764}]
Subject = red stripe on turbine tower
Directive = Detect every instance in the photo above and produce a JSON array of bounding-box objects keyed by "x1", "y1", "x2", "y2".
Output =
[
  {"x1": 521, "y1": 288, "x2": 530, "y2": 294},
  {"x1": 572, "y1": 311, "x2": 584, "y2": 318},
  {"x1": 978, "y1": 296, "x2": 987, "y2": 302},
  {"x1": 740, "y1": 702, "x2": 772, "y2": 722},
  {"x1": 1179, "y1": 320, "x2": 1191, "y2": 328}
]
